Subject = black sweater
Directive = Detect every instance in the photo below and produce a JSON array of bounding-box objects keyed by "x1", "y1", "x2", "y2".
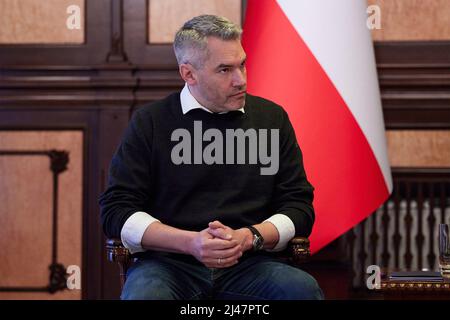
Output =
[{"x1": 99, "y1": 92, "x2": 315, "y2": 239}]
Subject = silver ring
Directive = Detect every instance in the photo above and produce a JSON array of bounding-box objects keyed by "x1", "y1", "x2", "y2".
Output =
[{"x1": 218, "y1": 258, "x2": 222, "y2": 265}]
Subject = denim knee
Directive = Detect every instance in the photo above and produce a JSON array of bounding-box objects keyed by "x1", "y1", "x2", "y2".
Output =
[
  {"x1": 121, "y1": 278, "x2": 177, "y2": 300},
  {"x1": 120, "y1": 257, "x2": 209, "y2": 300},
  {"x1": 278, "y1": 269, "x2": 324, "y2": 300},
  {"x1": 120, "y1": 259, "x2": 180, "y2": 300}
]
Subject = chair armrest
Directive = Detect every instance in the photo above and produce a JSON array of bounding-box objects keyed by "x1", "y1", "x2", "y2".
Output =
[
  {"x1": 106, "y1": 238, "x2": 130, "y2": 262},
  {"x1": 288, "y1": 237, "x2": 311, "y2": 266},
  {"x1": 106, "y1": 238, "x2": 131, "y2": 288}
]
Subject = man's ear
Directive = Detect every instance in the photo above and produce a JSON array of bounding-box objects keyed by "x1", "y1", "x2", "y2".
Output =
[{"x1": 179, "y1": 63, "x2": 197, "y2": 85}]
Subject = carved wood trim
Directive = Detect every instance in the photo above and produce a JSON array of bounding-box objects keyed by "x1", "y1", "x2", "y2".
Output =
[
  {"x1": 106, "y1": 0, "x2": 129, "y2": 64},
  {"x1": 375, "y1": 41, "x2": 450, "y2": 65},
  {"x1": 381, "y1": 281, "x2": 450, "y2": 291}
]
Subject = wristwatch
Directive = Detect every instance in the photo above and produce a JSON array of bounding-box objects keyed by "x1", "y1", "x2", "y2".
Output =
[{"x1": 245, "y1": 226, "x2": 264, "y2": 251}]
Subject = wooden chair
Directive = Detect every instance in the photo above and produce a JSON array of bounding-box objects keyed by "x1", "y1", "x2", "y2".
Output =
[{"x1": 106, "y1": 237, "x2": 311, "y2": 289}]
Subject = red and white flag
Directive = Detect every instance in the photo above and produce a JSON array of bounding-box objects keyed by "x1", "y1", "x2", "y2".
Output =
[{"x1": 243, "y1": 0, "x2": 393, "y2": 253}]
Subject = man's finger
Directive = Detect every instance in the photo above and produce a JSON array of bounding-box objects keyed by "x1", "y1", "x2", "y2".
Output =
[
  {"x1": 208, "y1": 220, "x2": 226, "y2": 229},
  {"x1": 207, "y1": 227, "x2": 232, "y2": 240},
  {"x1": 204, "y1": 253, "x2": 241, "y2": 268},
  {"x1": 212, "y1": 247, "x2": 243, "y2": 260},
  {"x1": 206, "y1": 237, "x2": 238, "y2": 249}
]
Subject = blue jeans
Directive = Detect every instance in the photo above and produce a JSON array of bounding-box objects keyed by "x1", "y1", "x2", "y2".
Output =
[{"x1": 121, "y1": 252, "x2": 324, "y2": 300}]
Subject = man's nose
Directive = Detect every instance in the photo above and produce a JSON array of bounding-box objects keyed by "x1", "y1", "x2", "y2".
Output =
[{"x1": 232, "y1": 68, "x2": 247, "y2": 88}]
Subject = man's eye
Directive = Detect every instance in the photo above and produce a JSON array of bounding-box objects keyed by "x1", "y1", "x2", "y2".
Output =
[{"x1": 219, "y1": 68, "x2": 229, "y2": 73}]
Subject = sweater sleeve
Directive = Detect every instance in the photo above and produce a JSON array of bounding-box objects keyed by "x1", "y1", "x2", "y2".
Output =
[
  {"x1": 271, "y1": 109, "x2": 315, "y2": 237},
  {"x1": 99, "y1": 109, "x2": 153, "y2": 239}
]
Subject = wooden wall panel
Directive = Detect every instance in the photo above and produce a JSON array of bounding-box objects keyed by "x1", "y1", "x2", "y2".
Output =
[
  {"x1": 0, "y1": 0, "x2": 85, "y2": 44},
  {"x1": 0, "y1": 156, "x2": 52, "y2": 286},
  {"x1": 386, "y1": 130, "x2": 450, "y2": 167},
  {"x1": 148, "y1": 0, "x2": 241, "y2": 43},
  {"x1": 369, "y1": 0, "x2": 450, "y2": 41},
  {"x1": 0, "y1": 131, "x2": 83, "y2": 299}
]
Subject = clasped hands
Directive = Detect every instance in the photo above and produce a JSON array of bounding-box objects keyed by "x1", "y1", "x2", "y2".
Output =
[{"x1": 190, "y1": 220, "x2": 253, "y2": 268}]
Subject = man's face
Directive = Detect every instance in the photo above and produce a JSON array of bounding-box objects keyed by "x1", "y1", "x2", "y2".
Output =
[{"x1": 187, "y1": 37, "x2": 247, "y2": 113}]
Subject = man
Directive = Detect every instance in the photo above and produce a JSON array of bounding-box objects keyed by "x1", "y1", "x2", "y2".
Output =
[{"x1": 99, "y1": 14, "x2": 323, "y2": 300}]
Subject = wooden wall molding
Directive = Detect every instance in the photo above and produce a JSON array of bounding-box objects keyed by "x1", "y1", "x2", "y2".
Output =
[
  {"x1": 375, "y1": 41, "x2": 450, "y2": 65},
  {"x1": 375, "y1": 46, "x2": 450, "y2": 129},
  {"x1": 0, "y1": 66, "x2": 137, "y2": 106}
]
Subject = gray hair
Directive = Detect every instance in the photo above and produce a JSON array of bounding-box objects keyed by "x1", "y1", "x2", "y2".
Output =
[{"x1": 173, "y1": 14, "x2": 242, "y2": 68}]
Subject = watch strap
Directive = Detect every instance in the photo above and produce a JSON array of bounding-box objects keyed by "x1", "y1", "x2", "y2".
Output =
[{"x1": 245, "y1": 225, "x2": 264, "y2": 250}]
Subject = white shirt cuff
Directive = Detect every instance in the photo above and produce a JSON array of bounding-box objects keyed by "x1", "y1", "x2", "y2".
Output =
[
  {"x1": 120, "y1": 211, "x2": 159, "y2": 254},
  {"x1": 264, "y1": 213, "x2": 295, "y2": 252}
]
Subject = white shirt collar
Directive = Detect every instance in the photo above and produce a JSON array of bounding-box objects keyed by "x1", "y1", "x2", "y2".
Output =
[{"x1": 180, "y1": 83, "x2": 245, "y2": 115}]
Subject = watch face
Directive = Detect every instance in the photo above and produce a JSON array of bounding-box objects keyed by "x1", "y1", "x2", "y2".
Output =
[{"x1": 253, "y1": 235, "x2": 263, "y2": 251}]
